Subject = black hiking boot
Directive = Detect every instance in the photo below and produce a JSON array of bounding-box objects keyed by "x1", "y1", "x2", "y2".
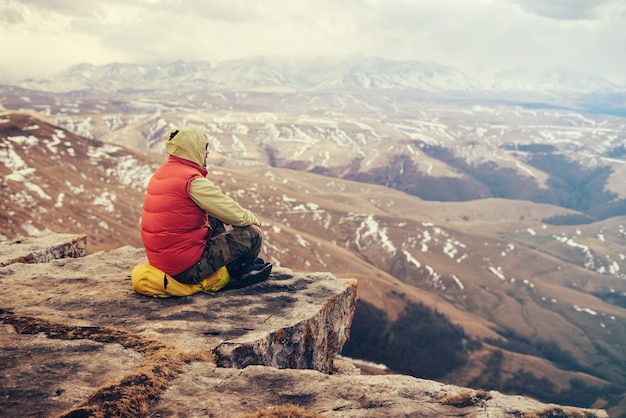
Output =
[
  {"x1": 226, "y1": 259, "x2": 272, "y2": 289},
  {"x1": 238, "y1": 263, "x2": 272, "y2": 285}
]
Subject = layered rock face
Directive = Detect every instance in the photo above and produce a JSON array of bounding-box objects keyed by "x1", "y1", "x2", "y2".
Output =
[{"x1": 0, "y1": 233, "x2": 607, "y2": 417}]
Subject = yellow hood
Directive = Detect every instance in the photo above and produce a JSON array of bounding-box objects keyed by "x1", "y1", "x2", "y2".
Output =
[{"x1": 164, "y1": 127, "x2": 207, "y2": 167}]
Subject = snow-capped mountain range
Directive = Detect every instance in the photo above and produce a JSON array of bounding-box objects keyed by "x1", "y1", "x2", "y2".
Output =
[{"x1": 13, "y1": 56, "x2": 624, "y2": 94}]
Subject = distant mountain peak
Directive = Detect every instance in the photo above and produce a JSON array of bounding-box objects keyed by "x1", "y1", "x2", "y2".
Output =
[
  {"x1": 11, "y1": 56, "x2": 620, "y2": 94},
  {"x1": 487, "y1": 66, "x2": 619, "y2": 93}
]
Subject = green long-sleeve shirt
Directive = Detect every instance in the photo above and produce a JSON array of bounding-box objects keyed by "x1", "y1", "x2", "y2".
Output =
[{"x1": 189, "y1": 177, "x2": 261, "y2": 227}]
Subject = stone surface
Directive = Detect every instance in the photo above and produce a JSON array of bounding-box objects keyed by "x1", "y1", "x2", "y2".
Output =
[
  {"x1": 0, "y1": 233, "x2": 607, "y2": 417},
  {"x1": 0, "y1": 232, "x2": 87, "y2": 266},
  {"x1": 1, "y1": 322, "x2": 145, "y2": 417},
  {"x1": 154, "y1": 363, "x2": 609, "y2": 418},
  {"x1": 0, "y1": 239, "x2": 357, "y2": 371}
]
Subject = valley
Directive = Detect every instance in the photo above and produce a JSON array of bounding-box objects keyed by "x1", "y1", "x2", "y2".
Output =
[{"x1": 1, "y1": 58, "x2": 626, "y2": 415}]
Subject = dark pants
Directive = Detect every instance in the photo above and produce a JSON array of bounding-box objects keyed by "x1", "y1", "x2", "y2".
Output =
[{"x1": 173, "y1": 218, "x2": 262, "y2": 285}]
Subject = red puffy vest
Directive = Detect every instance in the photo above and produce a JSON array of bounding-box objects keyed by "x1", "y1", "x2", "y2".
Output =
[{"x1": 141, "y1": 156, "x2": 211, "y2": 275}]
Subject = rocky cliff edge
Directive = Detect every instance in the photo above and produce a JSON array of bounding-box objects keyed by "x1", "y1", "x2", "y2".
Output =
[{"x1": 0, "y1": 232, "x2": 608, "y2": 417}]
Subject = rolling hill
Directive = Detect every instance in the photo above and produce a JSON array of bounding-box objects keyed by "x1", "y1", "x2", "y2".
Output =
[
  {"x1": 2, "y1": 57, "x2": 626, "y2": 415},
  {"x1": 1, "y1": 112, "x2": 625, "y2": 415}
]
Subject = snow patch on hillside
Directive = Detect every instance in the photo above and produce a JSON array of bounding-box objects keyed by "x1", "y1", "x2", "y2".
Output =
[{"x1": 355, "y1": 214, "x2": 396, "y2": 254}]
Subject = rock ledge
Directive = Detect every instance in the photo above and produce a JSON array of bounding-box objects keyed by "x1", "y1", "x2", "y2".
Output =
[{"x1": 0, "y1": 232, "x2": 608, "y2": 418}]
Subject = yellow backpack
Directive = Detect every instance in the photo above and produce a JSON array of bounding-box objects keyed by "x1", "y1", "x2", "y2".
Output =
[{"x1": 131, "y1": 264, "x2": 230, "y2": 298}]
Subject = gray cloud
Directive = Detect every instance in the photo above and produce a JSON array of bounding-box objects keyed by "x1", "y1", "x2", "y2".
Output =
[
  {"x1": 0, "y1": 2, "x2": 24, "y2": 24},
  {"x1": 10, "y1": 0, "x2": 109, "y2": 18},
  {"x1": 508, "y1": 0, "x2": 612, "y2": 20}
]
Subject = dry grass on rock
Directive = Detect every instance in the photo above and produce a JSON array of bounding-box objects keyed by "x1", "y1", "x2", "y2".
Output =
[
  {"x1": 1, "y1": 309, "x2": 215, "y2": 418},
  {"x1": 236, "y1": 405, "x2": 323, "y2": 418},
  {"x1": 439, "y1": 389, "x2": 492, "y2": 407},
  {"x1": 523, "y1": 407, "x2": 603, "y2": 418}
]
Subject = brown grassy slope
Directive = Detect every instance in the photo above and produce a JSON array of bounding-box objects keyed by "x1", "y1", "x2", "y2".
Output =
[{"x1": 0, "y1": 113, "x2": 162, "y2": 252}]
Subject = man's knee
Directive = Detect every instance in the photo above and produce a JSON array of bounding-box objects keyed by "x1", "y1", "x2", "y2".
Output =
[
  {"x1": 225, "y1": 224, "x2": 262, "y2": 256},
  {"x1": 248, "y1": 224, "x2": 262, "y2": 239},
  {"x1": 247, "y1": 224, "x2": 263, "y2": 252}
]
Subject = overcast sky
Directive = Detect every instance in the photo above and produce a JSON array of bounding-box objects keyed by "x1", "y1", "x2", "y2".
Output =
[{"x1": 1, "y1": 0, "x2": 625, "y2": 82}]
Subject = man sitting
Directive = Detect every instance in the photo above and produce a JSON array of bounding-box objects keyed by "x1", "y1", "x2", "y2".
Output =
[{"x1": 140, "y1": 126, "x2": 271, "y2": 290}]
